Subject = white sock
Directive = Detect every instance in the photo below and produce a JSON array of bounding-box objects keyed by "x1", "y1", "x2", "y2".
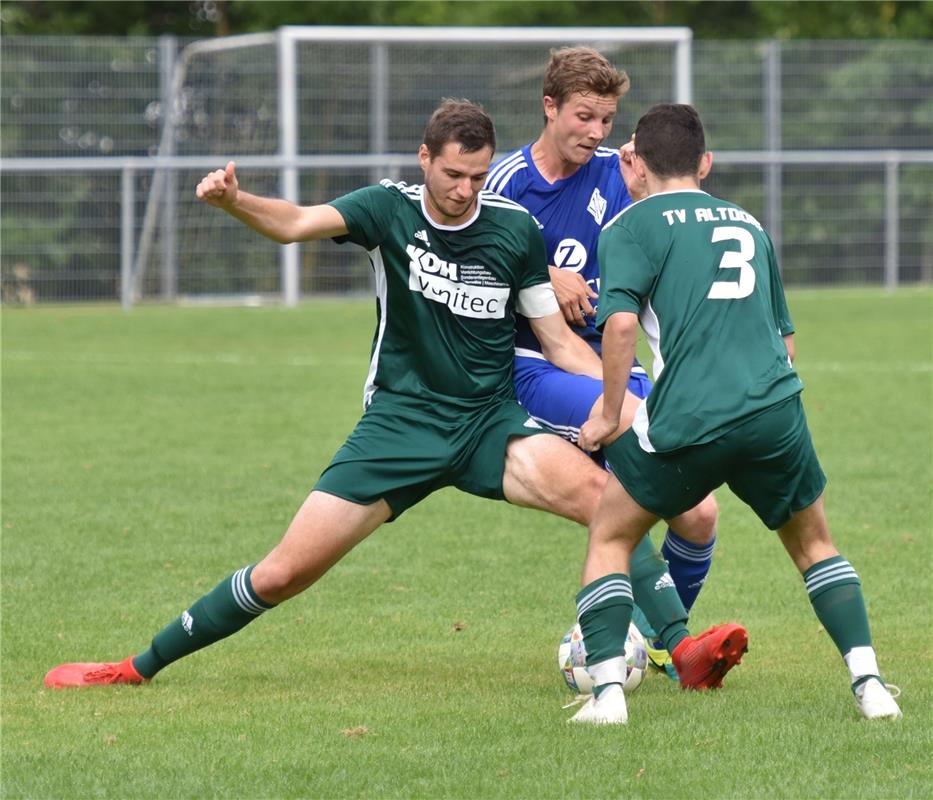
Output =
[
  {"x1": 844, "y1": 646, "x2": 880, "y2": 683},
  {"x1": 588, "y1": 656, "x2": 627, "y2": 689}
]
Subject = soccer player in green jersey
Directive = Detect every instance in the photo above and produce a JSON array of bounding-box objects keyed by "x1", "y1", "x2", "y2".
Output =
[
  {"x1": 569, "y1": 103, "x2": 902, "y2": 724},
  {"x1": 44, "y1": 99, "x2": 750, "y2": 703}
]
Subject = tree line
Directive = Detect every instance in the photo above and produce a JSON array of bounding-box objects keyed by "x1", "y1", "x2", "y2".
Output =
[{"x1": 2, "y1": 0, "x2": 932, "y2": 39}]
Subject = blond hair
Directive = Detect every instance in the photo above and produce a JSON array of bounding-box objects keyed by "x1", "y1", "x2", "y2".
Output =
[{"x1": 542, "y1": 47, "x2": 630, "y2": 123}]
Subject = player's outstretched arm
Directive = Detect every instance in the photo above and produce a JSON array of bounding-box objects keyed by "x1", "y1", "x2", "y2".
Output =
[
  {"x1": 195, "y1": 161, "x2": 349, "y2": 244},
  {"x1": 529, "y1": 311, "x2": 603, "y2": 380}
]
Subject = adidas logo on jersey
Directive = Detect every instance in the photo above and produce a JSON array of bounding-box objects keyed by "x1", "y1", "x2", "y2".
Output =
[
  {"x1": 414, "y1": 229, "x2": 431, "y2": 247},
  {"x1": 587, "y1": 187, "x2": 607, "y2": 224}
]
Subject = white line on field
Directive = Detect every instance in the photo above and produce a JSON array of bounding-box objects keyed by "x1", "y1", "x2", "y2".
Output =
[
  {"x1": 2, "y1": 351, "x2": 364, "y2": 368},
  {"x1": 3, "y1": 351, "x2": 932, "y2": 372},
  {"x1": 799, "y1": 361, "x2": 932, "y2": 373}
]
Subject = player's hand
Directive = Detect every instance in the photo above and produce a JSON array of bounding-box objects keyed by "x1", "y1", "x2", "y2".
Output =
[
  {"x1": 578, "y1": 415, "x2": 618, "y2": 453},
  {"x1": 549, "y1": 266, "x2": 598, "y2": 328},
  {"x1": 619, "y1": 136, "x2": 647, "y2": 201},
  {"x1": 196, "y1": 161, "x2": 239, "y2": 208}
]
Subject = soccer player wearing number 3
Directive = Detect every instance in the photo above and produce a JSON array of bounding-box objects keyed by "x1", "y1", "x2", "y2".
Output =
[
  {"x1": 569, "y1": 103, "x2": 901, "y2": 724},
  {"x1": 44, "y1": 99, "x2": 741, "y2": 700},
  {"x1": 487, "y1": 47, "x2": 727, "y2": 679}
]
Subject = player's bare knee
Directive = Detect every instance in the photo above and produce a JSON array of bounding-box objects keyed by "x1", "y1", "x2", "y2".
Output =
[
  {"x1": 670, "y1": 494, "x2": 718, "y2": 544},
  {"x1": 576, "y1": 467, "x2": 608, "y2": 523},
  {"x1": 249, "y1": 559, "x2": 309, "y2": 604},
  {"x1": 694, "y1": 494, "x2": 719, "y2": 539}
]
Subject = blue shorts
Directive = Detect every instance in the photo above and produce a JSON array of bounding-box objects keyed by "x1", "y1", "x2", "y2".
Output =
[{"x1": 513, "y1": 352, "x2": 652, "y2": 445}]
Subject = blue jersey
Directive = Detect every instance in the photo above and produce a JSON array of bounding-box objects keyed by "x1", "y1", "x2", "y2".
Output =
[{"x1": 486, "y1": 144, "x2": 633, "y2": 356}]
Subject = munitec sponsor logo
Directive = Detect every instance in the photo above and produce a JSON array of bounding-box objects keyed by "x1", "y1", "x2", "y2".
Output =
[{"x1": 407, "y1": 244, "x2": 509, "y2": 319}]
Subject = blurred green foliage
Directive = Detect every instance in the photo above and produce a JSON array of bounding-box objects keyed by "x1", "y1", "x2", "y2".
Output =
[{"x1": 2, "y1": 0, "x2": 932, "y2": 38}]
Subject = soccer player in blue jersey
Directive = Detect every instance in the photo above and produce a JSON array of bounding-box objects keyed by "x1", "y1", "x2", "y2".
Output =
[
  {"x1": 487, "y1": 47, "x2": 728, "y2": 679},
  {"x1": 570, "y1": 103, "x2": 901, "y2": 724}
]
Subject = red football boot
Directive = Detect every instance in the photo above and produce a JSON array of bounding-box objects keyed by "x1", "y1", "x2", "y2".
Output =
[
  {"x1": 672, "y1": 623, "x2": 748, "y2": 690},
  {"x1": 44, "y1": 656, "x2": 147, "y2": 688}
]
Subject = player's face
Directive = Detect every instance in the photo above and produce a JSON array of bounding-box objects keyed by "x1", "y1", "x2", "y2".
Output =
[
  {"x1": 545, "y1": 92, "x2": 618, "y2": 167},
  {"x1": 419, "y1": 142, "x2": 493, "y2": 225}
]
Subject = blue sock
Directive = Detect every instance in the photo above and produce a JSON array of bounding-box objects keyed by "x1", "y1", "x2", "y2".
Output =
[{"x1": 661, "y1": 528, "x2": 715, "y2": 612}]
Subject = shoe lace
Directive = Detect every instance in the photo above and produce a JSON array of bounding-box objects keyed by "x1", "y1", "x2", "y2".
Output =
[
  {"x1": 561, "y1": 694, "x2": 590, "y2": 710},
  {"x1": 885, "y1": 683, "x2": 901, "y2": 698}
]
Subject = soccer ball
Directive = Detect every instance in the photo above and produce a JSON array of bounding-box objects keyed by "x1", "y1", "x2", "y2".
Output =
[{"x1": 557, "y1": 621, "x2": 648, "y2": 694}]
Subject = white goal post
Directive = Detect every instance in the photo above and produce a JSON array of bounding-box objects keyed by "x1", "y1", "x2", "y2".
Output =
[{"x1": 273, "y1": 26, "x2": 692, "y2": 306}]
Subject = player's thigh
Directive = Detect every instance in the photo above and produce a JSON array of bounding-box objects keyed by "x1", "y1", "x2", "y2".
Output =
[
  {"x1": 500, "y1": 430, "x2": 607, "y2": 525},
  {"x1": 724, "y1": 396, "x2": 827, "y2": 530},
  {"x1": 453, "y1": 399, "x2": 593, "y2": 507}
]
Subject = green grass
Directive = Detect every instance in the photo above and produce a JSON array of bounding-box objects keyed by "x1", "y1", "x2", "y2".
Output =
[{"x1": 2, "y1": 288, "x2": 931, "y2": 799}]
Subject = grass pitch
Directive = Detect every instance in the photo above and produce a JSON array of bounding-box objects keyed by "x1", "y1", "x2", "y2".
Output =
[{"x1": 2, "y1": 288, "x2": 931, "y2": 799}]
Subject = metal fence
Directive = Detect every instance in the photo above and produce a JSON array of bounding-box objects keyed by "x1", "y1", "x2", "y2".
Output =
[{"x1": 2, "y1": 29, "x2": 931, "y2": 305}]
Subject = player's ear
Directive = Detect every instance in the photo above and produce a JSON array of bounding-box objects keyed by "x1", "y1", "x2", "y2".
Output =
[
  {"x1": 698, "y1": 151, "x2": 713, "y2": 180},
  {"x1": 418, "y1": 143, "x2": 431, "y2": 172},
  {"x1": 634, "y1": 153, "x2": 648, "y2": 182},
  {"x1": 543, "y1": 96, "x2": 559, "y2": 123}
]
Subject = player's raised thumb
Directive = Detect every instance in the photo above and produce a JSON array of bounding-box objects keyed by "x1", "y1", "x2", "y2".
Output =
[{"x1": 225, "y1": 161, "x2": 236, "y2": 181}]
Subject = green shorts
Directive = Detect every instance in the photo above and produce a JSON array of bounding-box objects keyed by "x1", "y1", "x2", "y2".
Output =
[
  {"x1": 603, "y1": 395, "x2": 827, "y2": 530},
  {"x1": 314, "y1": 390, "x2": 548, "y2": 519}
]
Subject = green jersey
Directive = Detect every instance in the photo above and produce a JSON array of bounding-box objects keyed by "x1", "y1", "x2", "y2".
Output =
[
  {"x1": 329, "y1": 181, "x2": 555, "y2": 410},
  {"x1": 597, "y1": 189, "x2": 802, "y2": 453}
]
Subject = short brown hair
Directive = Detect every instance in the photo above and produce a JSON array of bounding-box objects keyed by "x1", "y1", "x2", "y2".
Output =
[
  {"x1": 634, "y1": 104, "x2": 706, "y2": 179},
  {"x1": 422, "y1": 98, "x2": 496, "y2": 159},
  {"x1": 543, "y1": 46, "x2": 630, "y2": 119}
]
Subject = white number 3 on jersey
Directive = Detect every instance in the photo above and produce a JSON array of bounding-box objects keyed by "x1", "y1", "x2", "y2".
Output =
[{"x1": 707, "y1": 226, "x2": 756, "y2": 299}]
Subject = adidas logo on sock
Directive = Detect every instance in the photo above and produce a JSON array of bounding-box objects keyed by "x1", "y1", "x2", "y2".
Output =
[{"x1": 654, "y1": 573, "x2": 675, "y2": 591}]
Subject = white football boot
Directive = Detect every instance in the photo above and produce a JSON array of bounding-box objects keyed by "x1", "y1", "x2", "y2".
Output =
[
  {"x1": 568, "y1": 683, "x2": 628, "y2": 725},
  {"x1": 854, "y1": 677, "x2": 902, "y2": 720}
]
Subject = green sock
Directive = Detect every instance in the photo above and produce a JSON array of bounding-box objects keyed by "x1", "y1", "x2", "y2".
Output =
[
  {"x1": 132, "y1": 565, "x2": 276, "y2": 678},
  {"x1": 630, "y1": 534, "x2": 689, "y2": 653},
  {"x1": 576, "y1": 573, "x2": 634, "y2": 693},
  {"x1": 804, "y1": 555, "x2": 871, "y2": 656}
]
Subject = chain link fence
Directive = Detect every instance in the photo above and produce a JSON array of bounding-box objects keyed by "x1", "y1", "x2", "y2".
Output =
[{"x1": 2, "y1": 31, "x2": 931, "y2": 304}]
